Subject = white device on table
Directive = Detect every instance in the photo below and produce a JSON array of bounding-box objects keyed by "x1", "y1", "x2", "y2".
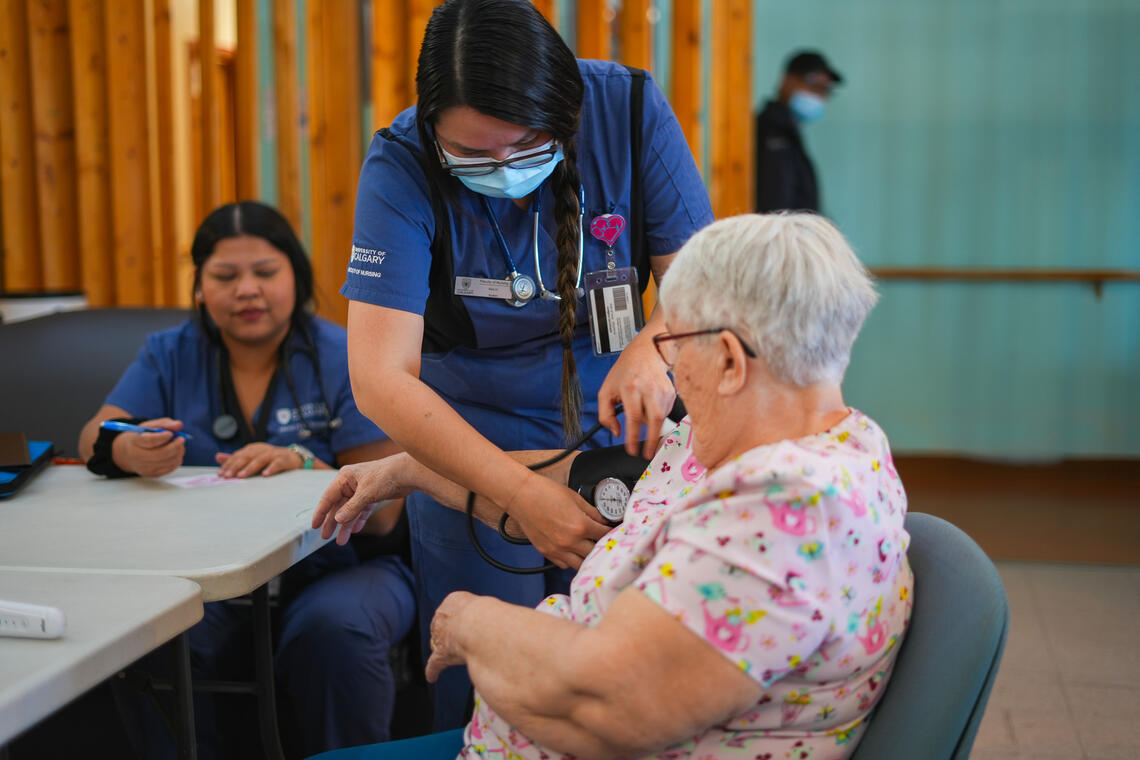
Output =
[{"x1": 0, "y1": 599, "x2": 67, "y2": 639}]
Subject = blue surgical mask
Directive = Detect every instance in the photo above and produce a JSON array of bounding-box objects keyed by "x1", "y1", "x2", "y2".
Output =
[
  {"x1": 789, "y1": 91, "x2": 826, "y2": 124},
  {"x1": 440, "y1": 142, "x2": 564, "y2": 199}
]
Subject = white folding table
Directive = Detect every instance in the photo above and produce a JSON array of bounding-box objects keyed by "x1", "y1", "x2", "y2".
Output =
[
  {"x1": 0, "y1": 570, "x2": 203, "y2": 749},
  {"x1": 0, "y1": 464, "x2": 338, "y2": 759}
]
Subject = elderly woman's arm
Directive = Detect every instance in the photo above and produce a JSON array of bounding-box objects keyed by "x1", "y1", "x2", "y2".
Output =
[
  {"x1": 428, "y1": 588, "x2": 763, "y2": 759},
  {"x1": 312, "y1": 449, "x2": 606, "y2": 565}
]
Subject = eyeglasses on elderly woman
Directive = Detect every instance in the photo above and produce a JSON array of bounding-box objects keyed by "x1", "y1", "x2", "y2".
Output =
[{"x1": 652, "y1": 327, "x2": 758, "y2": 368}]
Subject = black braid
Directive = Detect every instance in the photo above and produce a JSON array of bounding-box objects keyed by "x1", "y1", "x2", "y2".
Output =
[{"x1": 552, "y1": 139, "x2": 583, "y2": 442}]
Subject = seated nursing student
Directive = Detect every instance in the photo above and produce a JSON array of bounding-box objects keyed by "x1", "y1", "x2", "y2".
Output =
[
  {"x1": 78, "y1": 201, "x2": 415, "y2": 758},
  {"x1": 313, "y1": 213, "x2": 914, "y2": 760}
]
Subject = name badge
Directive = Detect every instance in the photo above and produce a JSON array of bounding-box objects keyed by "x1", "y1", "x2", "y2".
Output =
[
  {"x1": 585, "y1": 267, "x2": 644, "y2": 355},
  {"x1": 454, "y1": 276, "x2": 511, "y2": 299}
]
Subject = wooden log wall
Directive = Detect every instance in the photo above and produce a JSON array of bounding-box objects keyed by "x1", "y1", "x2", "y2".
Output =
[{"x1": 0, "y1": 0, "x2": 751, "y2": 318}]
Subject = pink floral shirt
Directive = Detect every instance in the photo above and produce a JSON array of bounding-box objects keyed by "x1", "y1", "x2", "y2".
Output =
[{"x1": 462, "y1": 410, "x2": 913, "y2": 760}]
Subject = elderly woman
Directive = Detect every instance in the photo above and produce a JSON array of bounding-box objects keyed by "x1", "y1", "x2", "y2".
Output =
[{"x1": 313, "y1": 213, "x2": 912, "y2": 759}]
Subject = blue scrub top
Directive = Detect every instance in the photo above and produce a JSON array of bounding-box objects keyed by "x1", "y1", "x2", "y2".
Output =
[
  {"x1": 344, "y1": 59, "x2": 713, "y2": 449},
  {"x1": 105, "y1": 316, "x2": 386, "y2": 466}
]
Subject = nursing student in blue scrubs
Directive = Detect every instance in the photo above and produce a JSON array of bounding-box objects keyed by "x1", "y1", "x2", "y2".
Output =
[
  {"x1": 343, "y1": 0, "x2": 713, "y2": 730},
  {"x1": 78, "y1": 202, "x2": 414, "y2": 758}
]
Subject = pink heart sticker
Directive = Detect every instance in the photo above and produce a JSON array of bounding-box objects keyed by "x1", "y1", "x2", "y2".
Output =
[{"x1": 589, "y1": 213, "x2": 626, "y2": 247}]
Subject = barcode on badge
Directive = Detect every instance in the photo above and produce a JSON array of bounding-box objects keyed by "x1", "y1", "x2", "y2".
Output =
[{"x1": 589, "y1": 284, "x2": 637, "y2": 354}]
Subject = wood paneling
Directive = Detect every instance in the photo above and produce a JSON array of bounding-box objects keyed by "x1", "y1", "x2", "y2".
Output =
[
  {"x1": 273, "y1": 0, "x2": 302, "y2": 233},
  {"x1": 234, "y1": 0, "x2": 258, "y2": 200},
  {"x1": 710, "y1": 0, "x2": 751, "y2": 217},
  {"x1": 670, "y1": 0, "x2": 701, "y2": 170},
  {"x1": 26, "y1": 0, "x2": 80, "y2": 291},
  {"x1": 371, "y1": 0, "x2": 410, "y2": 130},
  {"x1": 104, "y1": 0, "x2": 154, "y2": 304},
  {"x1": 307, "y1": 0, "x2": 363, "y2": 324},
  {"x1": 0, "y1": 0, "x2": 43, "y2": 291},
  {"x1": 152, "y1": 0, "x2": 178, "y2": 304},
  {"x1": 67, "y1": 0, "x2": 114, "y2": 305},
  {"x1": 198, "y1": 0, "x2": 220, "y2": 215},
  {"x1": 406, "y1": 0, "x2": 436, "y2": 99},
  {"x1": 1, "y1": 0, "x2": 736, "y2": 313},
  {"x1": 577, "y1": 0, "x2": 611, "y2": 60},
  {"x1": 531, "y1": 0, "x2": 555, "y2": 25},
  {"x1": 619, "y1": 0, "x2": 652, "y2": 71}
]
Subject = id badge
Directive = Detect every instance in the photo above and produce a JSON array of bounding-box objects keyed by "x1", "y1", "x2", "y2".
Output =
[{"x1": 585, "y1": 266, "x2": 644, "y2": 355}]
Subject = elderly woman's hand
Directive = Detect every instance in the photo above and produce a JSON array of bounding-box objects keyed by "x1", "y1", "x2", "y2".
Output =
[
  {"x1": 426, "y1": 591, "x2": 481, "y2": 683},
  {"x1": 598, "y1": 336, "x2": 676, "y2": 459},
  {"x1": 311, "y1": 455, "x2": 413, "y2": 545}
]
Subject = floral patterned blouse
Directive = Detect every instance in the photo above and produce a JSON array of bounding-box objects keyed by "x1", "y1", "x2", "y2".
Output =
[{"x1": 462, "y1": 409, "x2": 914, "y2": 760}]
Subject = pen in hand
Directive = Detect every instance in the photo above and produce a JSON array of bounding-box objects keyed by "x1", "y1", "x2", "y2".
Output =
[{"x1": 100, "y1": 420, "x2": 193, "y2": 440}]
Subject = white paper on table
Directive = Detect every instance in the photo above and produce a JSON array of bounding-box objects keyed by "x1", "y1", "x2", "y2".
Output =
[{"x1": 162, "y1": 473, "x2": 248, "y2": 489}]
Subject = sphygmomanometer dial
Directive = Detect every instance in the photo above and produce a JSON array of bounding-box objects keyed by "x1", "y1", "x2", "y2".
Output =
[{"x1": 593, "y1": 477, "x2": 630, "y2": 523}]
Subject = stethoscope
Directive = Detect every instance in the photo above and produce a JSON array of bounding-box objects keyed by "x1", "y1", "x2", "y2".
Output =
[
  {"x1": 210, "y1": 324, "x2": 342, "y2": 444},
  {"x1": 479, "y1": 182, "x2": 585, "y2": 307}
]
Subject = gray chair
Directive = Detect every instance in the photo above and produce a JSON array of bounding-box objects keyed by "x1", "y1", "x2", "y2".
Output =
[
  {"x1": 0, "y1": 307, "x2": 187, "y2": 456},
  {"x1": 850, "y1": 512, "x2": 1009, "y2": 760}
]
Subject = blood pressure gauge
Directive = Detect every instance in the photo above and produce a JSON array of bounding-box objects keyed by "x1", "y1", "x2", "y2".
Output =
[{"x1": 591, "y1": 476, "x2": 631, "y2": 523}]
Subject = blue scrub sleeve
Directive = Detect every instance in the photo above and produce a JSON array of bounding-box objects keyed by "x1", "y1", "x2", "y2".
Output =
[
  {"x1": 342, "y1": 126, "x2": 436, "y2": 315},
  {"x1": 104, "y1": 337, "x2": 172, "y2": 421},
  {"x1": 639, "y1": 74, "x2": 715, "y2": 257}
]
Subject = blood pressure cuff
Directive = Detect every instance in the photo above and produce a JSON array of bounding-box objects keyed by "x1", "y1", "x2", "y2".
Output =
[
  {"x1": 86, "y1": 416, "x2": 145, "y2": 479},
  {"x1": 567, "y1": 445, "x2": 649, "y2": 497}
]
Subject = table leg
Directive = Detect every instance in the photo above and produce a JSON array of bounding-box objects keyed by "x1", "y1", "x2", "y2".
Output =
[
  {"x1": 173, "y1": 632, "x2": 198, "y2": 760},
  {"x1": 251, "y1": 584, "x2": 285, "y2": 760}
]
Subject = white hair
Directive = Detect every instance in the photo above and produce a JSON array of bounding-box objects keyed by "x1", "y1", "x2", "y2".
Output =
[{"x1": 658, "y1": 213, "x2": 879, "y2": 386}]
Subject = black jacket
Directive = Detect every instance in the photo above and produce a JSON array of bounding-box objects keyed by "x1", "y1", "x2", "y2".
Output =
[{"x1": 754, "y1": 100, "x2": 819, "y2": 213}]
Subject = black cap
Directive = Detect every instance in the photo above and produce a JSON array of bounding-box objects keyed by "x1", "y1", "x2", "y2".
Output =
[{"x1": 784, "y1": 50, "x2": 843, "y2": 85}]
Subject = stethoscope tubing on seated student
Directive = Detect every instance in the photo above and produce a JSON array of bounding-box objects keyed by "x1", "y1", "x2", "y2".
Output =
[{"x1": 210, "y1": 321, "x2": 342, "y2": 445}]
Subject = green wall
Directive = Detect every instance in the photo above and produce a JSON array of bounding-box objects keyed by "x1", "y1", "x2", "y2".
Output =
[{"x1": 753, "y1": 0, "x2": 1140, "y2": 457}]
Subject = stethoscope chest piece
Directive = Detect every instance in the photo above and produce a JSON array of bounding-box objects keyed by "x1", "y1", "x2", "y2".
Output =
[
  {"x1": 212, "y1": 413, "x2": 240, "y2": 441},
  {"x1": 506, "y1": 271, "x2": 537, "y2": 308}
]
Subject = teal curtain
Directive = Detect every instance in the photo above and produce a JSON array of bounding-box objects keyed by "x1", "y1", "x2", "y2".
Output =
[{"x1": 753, "y1": 0, "x2": 1140, "y2": 457}]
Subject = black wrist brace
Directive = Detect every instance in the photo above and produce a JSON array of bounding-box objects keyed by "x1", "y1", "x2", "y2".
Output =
[{"x1": 86, "y1": 416, "x2": 145, "y2": 478}]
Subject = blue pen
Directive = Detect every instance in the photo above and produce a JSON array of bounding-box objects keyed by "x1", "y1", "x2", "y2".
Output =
[{"x1": 100, "y1": 420, "x2": 193, "y2": 440}]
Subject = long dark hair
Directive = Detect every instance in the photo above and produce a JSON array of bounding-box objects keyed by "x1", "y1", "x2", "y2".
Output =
[
  {"x1": 189, "y1": 201, "x2": 315, "y2": 343},
  {"x1": 416, "y1": 0, "x2": 586, "y2": 441}
]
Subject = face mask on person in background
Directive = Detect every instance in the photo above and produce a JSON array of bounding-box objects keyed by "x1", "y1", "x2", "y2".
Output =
[
  {"x1": 440, "y1": 142, "x2": 564, "y2": 199},
  {"x1": 789, "y1": 91, "x2": 826, "y2": 124}
]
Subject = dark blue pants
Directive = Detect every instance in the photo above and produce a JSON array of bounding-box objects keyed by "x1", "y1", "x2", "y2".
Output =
[{"x1": 407, "y1": 491, "x2": 573, "y2": 732}]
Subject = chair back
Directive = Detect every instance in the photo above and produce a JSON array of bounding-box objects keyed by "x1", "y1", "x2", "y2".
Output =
[
  {"x1": 0, "y1": 308, "x2": 187, "y2": 456},
  {"x1": 850, "y1": 511, "x2": 1009, "y2": 760}
]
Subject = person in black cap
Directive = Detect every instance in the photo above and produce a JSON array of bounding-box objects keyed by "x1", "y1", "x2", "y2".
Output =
[{"x1": 754, "y1": 50, "x2": 843, "y2": 213}]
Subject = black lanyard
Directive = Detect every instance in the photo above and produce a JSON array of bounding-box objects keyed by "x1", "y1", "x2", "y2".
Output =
[{"x1": 216, "y1": 345, "x2": 282, "y2": 445}]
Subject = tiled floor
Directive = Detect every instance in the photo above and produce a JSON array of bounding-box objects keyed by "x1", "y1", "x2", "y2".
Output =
[{"x1": 970, "y1": 562, "x2": 1140, "y2": 760}]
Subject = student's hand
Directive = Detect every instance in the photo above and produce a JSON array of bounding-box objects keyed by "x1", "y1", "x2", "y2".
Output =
[
  {"x1": 504, "y1": 473, "x2": 612, "y2": 570},
  {"x1": 111, "y1": 417, "x2": 186, "y2": 477},
  {"x1": 216, "y1": 443, "x2": 312, "y2": 478},
  {"x1": 598, "y1": 337, "x2": 676, "y2": 459},
  {"x1": 312, "y1": 456, "x2": 414, "y2": 545},
  {"x1": 425, "y1": 591, "x2": 480, "y2": 683}
]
